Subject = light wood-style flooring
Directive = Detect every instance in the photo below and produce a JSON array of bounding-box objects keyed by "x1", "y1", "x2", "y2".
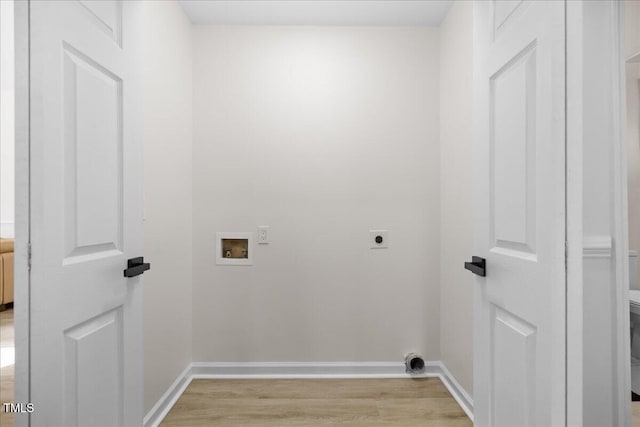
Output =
[
  {"x1": 0, "y1": 308, "x2": 14, "y2": 427},
  {"x1": 633, "y1": 401, "x2": 640, "y2": 427},
  {"x1": 161, "y1": 378, "x2": 473, "y2": 426}
]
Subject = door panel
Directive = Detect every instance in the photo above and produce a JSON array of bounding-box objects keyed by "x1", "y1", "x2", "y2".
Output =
[
  {"x1": 29, "y1": 1, "x2": 144, "y2": 425},
  {"x1": 491, "y1": 305, "x2": 537, "y2": 427},
  {"x1": 492, "y1": 0, "x2": 527, "y2": 40},
  {"x1": 63, "y1": 44, "x2": 123, "y2": 263},
  {"x1": 490, "y1": 43, "x2": 537, "y2": 257},
  {"x1": 77, "y1": 0, "x2": 122, "y2": 47},
  {"x1": 64, "y1": 307, "x2": 124, "y2": 427}
]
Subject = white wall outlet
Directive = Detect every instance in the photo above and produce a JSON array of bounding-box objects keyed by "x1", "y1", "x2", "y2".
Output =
[
  {"x1": 258, "y1": 226, "x2": 269, "y2": 244},
  {"x1": 370, "y1": 230, "x2": 388, "y2": 249}
]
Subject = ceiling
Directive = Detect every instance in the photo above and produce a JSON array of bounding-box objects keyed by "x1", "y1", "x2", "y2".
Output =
[{"x1": 178, "y1": 1, "x2": 454, "y2": 26}]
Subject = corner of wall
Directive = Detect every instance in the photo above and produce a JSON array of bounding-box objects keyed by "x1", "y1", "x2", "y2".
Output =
[
  {"x1": 142, "y1": 0, "x2": 195, "y2": 415},
  {"x1": 437, "y1": 0, "x2": 474, "y2": 400}
]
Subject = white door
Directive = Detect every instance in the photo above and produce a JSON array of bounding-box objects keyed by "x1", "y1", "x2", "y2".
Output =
[
  {"x1": 29, "y1": 1, "x2": 145, "y2": 426},
  {"x1": 471, "y1": 1, "x2": 566, "y2": 426}
]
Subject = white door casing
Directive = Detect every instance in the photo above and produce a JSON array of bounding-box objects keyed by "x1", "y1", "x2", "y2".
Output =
[
  {"x1": 29, "y1": 1, "x2": 144, "y2": 426},
  {"x1": 472, "y1": 1, "x2": 566, "y2": 426}
]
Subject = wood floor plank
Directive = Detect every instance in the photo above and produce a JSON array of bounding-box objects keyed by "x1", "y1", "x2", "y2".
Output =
[
  {"x1": 181, "y1": 378, "x2": 452, "y2": 400},
  {"x1": 160, "y1": 378, "x2": 472, "y2": 427},
  {"x1": 165, "y1": 398, "x2": 379, "y2": 425},
  {"x1": 376, "y1": 397, "x2": 470, "y2": 421},
  {"x1": 633, "y1": 401, "x2": 640, "y2": 427}
]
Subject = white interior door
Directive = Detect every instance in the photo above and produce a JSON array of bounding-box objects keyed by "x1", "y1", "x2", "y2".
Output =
[
  {"x1": 471, "y1": 1, "x2": 566, "y2": 426},
  {"x1": 29, "y1": 1, "x2": 145, "y2": 425}
]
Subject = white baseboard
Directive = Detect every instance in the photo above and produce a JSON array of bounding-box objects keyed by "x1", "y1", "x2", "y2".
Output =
[
  {"x1": 143, "y1": 365, "x2": 193, "y2": 427},
  {"x1": 191, "y1": 361, "x2": 439, "y2": 378},
  {"x1": 144, "y1": 361, "x2": 473, "y2": 427},
  {"x1": 437, "y1": 362, "x2": 474, "y2": 421}
]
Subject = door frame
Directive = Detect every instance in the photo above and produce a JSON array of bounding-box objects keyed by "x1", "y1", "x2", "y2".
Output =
[
  {"x1": 14, "y1": 1, "x2": 30, "y2": 426},
  {"x1": 566, "y1": 1, "x2": 631, "y2": 426},
  {"x1": 611, "y1": 3, "x2": 631, "y2": 425},
  {"x1": 565, "y1": 1, "x2": 584, "y2": 425}
]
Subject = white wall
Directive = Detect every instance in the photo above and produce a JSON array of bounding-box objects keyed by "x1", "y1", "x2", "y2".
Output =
[
  {"x1": 141, "y1": 1, "x2": 193, "y2": 414},
  {"x1": 438, "y1": 0, "x2": 473, "y2": 397},
  {"x1": 0, "y1": 0, "x2": 15, "y2": 238},
  {"x1": 192, "y1": 25, "x2": 441, "y2": 363}
]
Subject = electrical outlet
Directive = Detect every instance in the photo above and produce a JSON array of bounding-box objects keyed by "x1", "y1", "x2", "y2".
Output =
[
  {"x1": 258, "y1": 226, "x2": 269, "y2": 244},
  {"x1": 370, "y1": 230, "x2": 388, "y2": 249}
]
